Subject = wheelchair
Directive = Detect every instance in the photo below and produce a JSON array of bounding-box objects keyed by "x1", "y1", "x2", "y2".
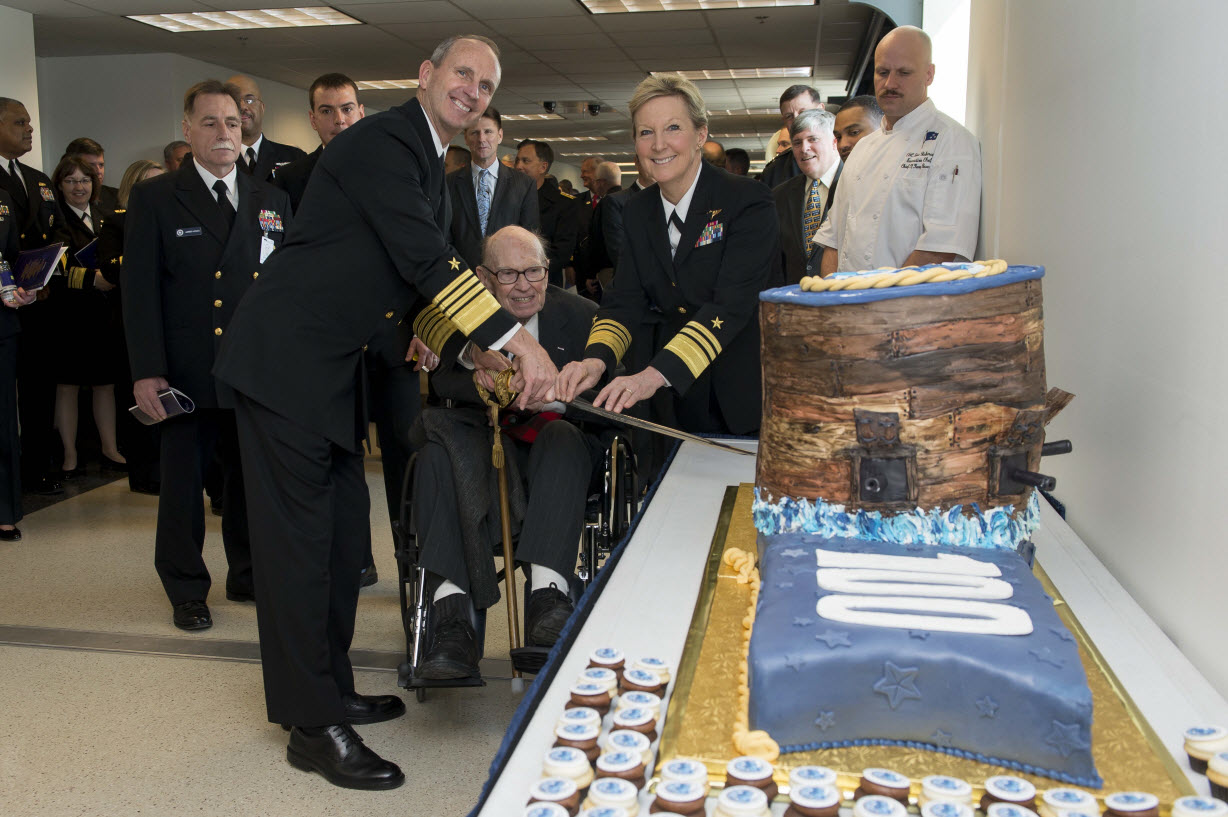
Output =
[{"x1": 393, "y1": 432, "x2": 639, "y2": 702}]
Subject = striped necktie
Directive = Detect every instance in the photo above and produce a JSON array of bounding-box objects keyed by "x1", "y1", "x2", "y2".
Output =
[
  {"x1": 802, "y1": 178, "x2": 823, "y2": 257},
  {"x1": 477, "y1": 168, "x2": 491, "y2": 236}
]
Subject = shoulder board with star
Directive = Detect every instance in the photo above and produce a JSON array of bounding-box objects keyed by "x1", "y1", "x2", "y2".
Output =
[{"x1": 559, "y1": 190, "x2": 576, "y2": 200}]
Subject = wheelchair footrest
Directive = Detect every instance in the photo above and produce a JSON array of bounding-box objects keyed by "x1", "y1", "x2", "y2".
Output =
[
  {"x1": 398, "y1": 661, "x2": 486, "y2": 690},
  {"x1": 510, "y1": 646, "x2": 551, "y2": 675}
]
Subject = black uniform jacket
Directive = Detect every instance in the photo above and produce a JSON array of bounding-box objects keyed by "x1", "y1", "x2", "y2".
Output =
[
  {"x1": 248, "y1": 136, "x2": 307, "y2": 182},
  {"x1": 271, "y1": 145, "x2": 321, "y2": 213},
  {"x1": 213, "y1": 97, "x2": 518, "y2": 453},
  {"x1": 759, "y1": 150, "x2": 801, "y2": 189},
  {"x1": 446, "y1": 162, "x2": 540, "y2": 271},
  {"x1": 772, "y1": 162, "x2": 842, "y2": 285},
  {"x1": 598, "y1": 181, "x2": 645, "y2": 270},
  {"x1": 585, "y1": 162, "x2": 777, "y2": 435},
  {"x1": 122, "y1": 163, "x2": 292, "y2": 409},
  {"x1": 536, "y1": 177, "x2": 579, "y2": 287},
  {"x1": 0, "y1": 160, "x2": 64, "y2": 252},
  {"x1": 0, "y1": 189, "x2": 19, "y2": 340},
  {"x1": 55, "y1": 200, "x2": 119, "y2": 292}
]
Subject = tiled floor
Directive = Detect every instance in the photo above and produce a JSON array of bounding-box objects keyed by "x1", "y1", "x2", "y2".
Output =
[{"x1": 0, "y1": 457, "x2": 525, "y2": 815}]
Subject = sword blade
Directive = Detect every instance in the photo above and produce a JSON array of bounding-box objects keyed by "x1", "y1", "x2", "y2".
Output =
[{"x1": 567, "y1": 398, "x2": 755, "y2": 456}]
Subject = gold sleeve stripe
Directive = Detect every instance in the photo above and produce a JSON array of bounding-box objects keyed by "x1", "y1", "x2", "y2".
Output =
[
  {"x1": 587, "y1": 318, "x2": 632, "y2": 362},
  {"x1": 591, "y1": 318, "x2": 631, "y2": 348},
  {"x1": 436, "y1": 270, "x2": 484, "y2": 311},
  {"x1": 68, "y1": 266, "x2": 87, "y2": 289},
  {"x1": 413, "y1": 305, "x2": 459, "y2": 356},
  {"x1": 663, "y1": 333, "x2": 712, "y2": 379},
  {"x1": 679, "y1": 325, "x2": 720, "y2": 360},
  {"x1": 685, "y1": 321, "x2": 722, "y2": 356},
  {"x1": 432, "y1": 270, "x2": 502, "y2": 335},
  {"x1": 451, "y1": 290, "x2": 501, "y2": 336}
]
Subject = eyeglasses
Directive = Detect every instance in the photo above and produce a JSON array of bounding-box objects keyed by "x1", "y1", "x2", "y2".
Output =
[
  {"x1": 480, "y1": 265, "x2": 548, "y2": 285},
  {"x1": 239, "y1": 95, "x2": 263, "y2": 107},
  {"x1": 63, "y1": 178, "x2": 91, "y2": 187}
]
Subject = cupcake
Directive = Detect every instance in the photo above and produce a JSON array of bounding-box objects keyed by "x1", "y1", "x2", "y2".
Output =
[
  {"x1": 785, "y1": 783, "x2": 841, "y2": 817},
  {"x1": 569, "y1": 681, "x2": 614, "y2": 715},
  {"x1": 620, "y1": 668, "x2": 665, "y2": 696},
  {"x1": 649, "y1": 780, "x2": 706, "y2": 815},
  {"x1": 558, "y1": 706, "x2": 603, "y2": 732},
  {"x1": 580, "y1": 667, "x2": 621, "y2": 696},
  {"x1": 1171, "y1": 797, "x2": 1228, "y2": 817},
  {"x1": 921, "y1": 802, "x2": 973, "y2": 817},
  {"x1": 854, "y1": 794, "x2": 909, "y2": 817},
  {"x1": 1211, "y1": 754, "x2": 1228, "y2": 801},
  {"x1": 633, "y1": 656, "x2": 673, "y2": 685},
  {"x1": 724, "y1": 755, "x2": 778, "y2": 801},
  {"x1": 1102, "y1": 793, "x2": 1159, "y2": 817},
  {"x1": 920, "y1": 776, "x2": 972, "y2": 807},
  {"x1": 855, "y1": 769, "x2": 910, "y2": 804},
  {"x1": 594, "y1": 750, "x2": 647, "y2": 791},
  {"x1": 524, "y1": 804, "x2": 571, "y2": 817},
  {"x1": 714, "y1": 785, "x2": 771, "y2": 817},
  {"x1": 986, "y1": 804, "x2": 1041, "y2": 817},
  {"x1": 788, "y1": 766, "x2": 838, "y2": 790},
  {"x1": 529, "y1": 777, "x2": 582, "y2": 816},
  {"x1": 611, "y1": 707, "x2": 658, "y2": 742},
  {"x1": 1038, "y1": 788, "x2": 1098, "y2": 817},
  {"x1": 543, "y1": 746, "x2": 595, "y2": 791},
  {"x1": 981, "y1": 776, "x2": 1038, "y2": 810},
  {"x1": 589, "y1": 647, "x2": 627, "y2": 678},
  {"x1": 1186, "y1": 727, "x2": 1228, "y2": 774},
  {"x1": 659, "y1": 758, "x2": 709, "y2": 789},
  {"x1": 582, "y1": 777, "x2": 640, "y2": 816},
  {"x1": 616, "y1": 691, "x2": 662, "y2": 719},
  {"x1": 603, "y1": 730, "x2": 654, "y2": 766},
  {"x1": 555, "y1": 722, "x2": 603, "y2": 762},
  {"x1": 578, "y1": 809, "x2": 630, "y2": 817}
]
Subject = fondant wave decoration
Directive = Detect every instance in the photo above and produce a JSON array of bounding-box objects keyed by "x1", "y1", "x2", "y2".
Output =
[{"x1": 752, "y1": 489, "x2": 1041, "y2": 550}]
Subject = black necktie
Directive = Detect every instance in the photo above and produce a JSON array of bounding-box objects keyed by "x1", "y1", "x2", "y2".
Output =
[
  {"x1": 669, "y1": 211, "x2": 685, "y2": 259},
  {"x1": 213, "y1": 179, "x2": 235, "y2": 231},
  {"x1": 7, "y1": 158, "x2": 28, "y2": 210},
  {"x1": 243, "y1": 147, "x2": 256, "y2": 175}
]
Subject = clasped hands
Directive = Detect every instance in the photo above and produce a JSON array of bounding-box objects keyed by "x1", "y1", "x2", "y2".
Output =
[{"x1": 471, "y1": 351, "x2": 665, "y2": 415}]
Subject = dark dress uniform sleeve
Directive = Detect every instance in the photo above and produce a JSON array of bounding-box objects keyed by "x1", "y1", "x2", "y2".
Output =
[{"x1": 120, "y1": 181, "x2": 167, "y2": 381}]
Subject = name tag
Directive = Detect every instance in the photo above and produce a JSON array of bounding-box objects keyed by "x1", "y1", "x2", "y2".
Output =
[
  {"x1": 175, "y1": 227, "x2": 203, "y2": 237},
  {"x1": 259, "y1": 234, "x2": 276, "y2": 264}
]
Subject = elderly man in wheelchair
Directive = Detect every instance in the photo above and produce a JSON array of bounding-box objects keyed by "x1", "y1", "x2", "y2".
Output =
[{"x1": 409, "y1": 225, "x2": 609, "y2": 680}]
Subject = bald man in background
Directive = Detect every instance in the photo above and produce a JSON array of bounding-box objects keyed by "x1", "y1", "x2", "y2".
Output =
[
  {"x1": 226, "y1": 74, "x2": 307, "y2": 181},
  {"x1": 816, "y1": 25, "x2": 981, "y2": 273}
]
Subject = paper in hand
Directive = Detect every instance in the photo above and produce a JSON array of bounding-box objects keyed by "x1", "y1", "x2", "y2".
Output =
[{"x1": 129, "y1": 387, "x2": 195, "y2": 426}]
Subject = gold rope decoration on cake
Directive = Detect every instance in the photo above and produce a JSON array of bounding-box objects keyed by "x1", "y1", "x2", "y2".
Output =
[
  {"x1": 799, "y1": 259, "x2": 1009, "y2": 292},
  {"x1": 722, "y1": 547, "x2": 780, "y2": 762}
]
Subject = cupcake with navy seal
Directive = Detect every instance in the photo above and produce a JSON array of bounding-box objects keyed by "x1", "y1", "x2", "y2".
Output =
[
  {"x1": 1172, "y1": 797, "x2": 1228, "y2": 817},
  {"x1": 788, "y1": 765, "x2": 837, "y2": 791},
  {"x1": 620, "y1": 667, "x2": 665, "y2": 696},
  {"x1": 558, "y1": 706, "x2": 603, "y2": 732},
  {"x1": 611, "y1": 706, "x2": 658, "y2": 742},
  {"x1": 594, "y1": 749, "x2": 647, "y2": 790},
  {"x1": 529, "y1": 777, "x2": 582, "y2": 816},
  {"x1": 1038, "y1": 788, "x2": 1098, "y2": 817},
  {"x1": 633, "y1": 656, "x2": 672, "y2": 684},
  {"x1": 578, "y1": 808, "x2": 629, "y2": 817},
  {"x1": 786, "y1": 783, "x2": 841, "y2": 817},
  {"x1": 987, "y1": 804, "x2": 1041, "y2": 817},
  {"x1": 854, "y1": 794, "x2": 909, "y2": 817},
  {"x1": 581, "y1": 777, "x2": 640, "y2": 816},
  {"x1": 589, "y1": 647, "x2": 626, "y2": 678},
  {"x1": 920, "y1": 776, "x2": 972, "y2": 807},
  {"x1": 981, "y1": 776, "x2": 1037, "y2": 810},
  {"x1": 856, "y1": 768, "x2": 910, "y2": 804},
  {"x1": 555, "y1": 721, "x2": 602, "y2": 761},
  {"x1": 569, "y1": 680, "x2": 614, "y2": 714},
  {"x1": 724, "y1": 755, "x2": 778, "y2": 800},
  {"x1": 525, "y1": 803, "x2": 571, "y2": 817},
  {"x1": 1102, "y1": 792, "x2": 1159, "y2": 817},
  {"x1": 602, "y1": 729, "x2": 653, "y2": 766},
  {"x1": 649, "y1": 780, "x2": 706, "y2": 815},
  {"x1": 921, "y1": 801, "x2": 972, "y2": 817},
  {"x1": 714, "y1": 785, "x2": 771, "y2": 817},
  {"x1": 1210, "y1": 753, "x2": 1228, "y2": 801},
  {"x1": 1187, "y1": 727, "x2": 1228, "y2": 774},
  {"x1": 543, "y1": 745, "x2": 595, "y2": 791},
  {"x1": 659, "y1": 757, "x2": 708, "y2": 789},
  {"x1": 616, "y1": 690, "x2": 662, "y2": 719},
  {"x1": 580, "y1": 667, "x2": 620, "y2": 696}
]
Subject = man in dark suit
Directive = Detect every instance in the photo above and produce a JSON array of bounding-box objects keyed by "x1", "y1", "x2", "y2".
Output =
[
  {"x1": 597, "y1": 156, "x2": 652, "y2": 272},
  {"x1": 213, "y1": 35, "x2": 559, "y2": 790},
  {"x1": 1, "y1": 188, "x2": 37, "y2": 541},
  {"x1": 123, "y1": 79, "x2": 292, "y2": 633},
  {"x1": 0, "y1": 97, "x2": 66, "y2": 497},
  {"x1": 163, "y1": 141, "x2": 190, "y2": 173},
  {"x1": 773, "y1": 108, "x2": 841, "y2": 285},
  {"x1": 226, "y1": 75, "x2": 307, "y2": 181},
  {"x1": 272, "y1": 73, "x2": 366, "y2": 213},
  {"x1": 446, "y1": 105, "x2": 539, "y2": 271},
  {"x1": 514, "y1": 139, "x2": 577, "y2": 288},
  {"x1": 759, "y1": 84, "x2": 825, "y2": 188},
  {"x1": 416, "y1": 225, "x2": 602, "y2": 678},
  {"x1": 63, "y1": 137, "x2": 120, "y2": 211},
  {"x1": 576, "y1": 161, "x2": 622, "y2": 300}
]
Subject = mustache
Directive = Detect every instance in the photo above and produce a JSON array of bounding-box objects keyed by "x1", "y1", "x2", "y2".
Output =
[{"x1": 210, "y1": 141, "x2": 236, "y2": 151}]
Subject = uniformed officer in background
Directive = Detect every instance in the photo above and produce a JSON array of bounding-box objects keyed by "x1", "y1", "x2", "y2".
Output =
[{"x1": 514, "y1": 139, "x2": 578, "y2": 288}]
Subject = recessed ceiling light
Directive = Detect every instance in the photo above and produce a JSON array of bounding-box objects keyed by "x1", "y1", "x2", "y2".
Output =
[
  {"x1": 356, "y1": 79, "x2": 419, "y2": 90},
  {"x1": 128, "y1": 7, "x2": 360, "y2": 32},
  {"x1": 709, "y1": 108, "x2": 781, "y2": 116},
  {"x1": 518, "y1": 136, "x2": 609, "y2": 142},
  {"x1": 652, "y1": 67, "x2": 812, "y2": 80},
  {"x1": 502, "y1": 113, "x2": 565, "y2": 121},
  {"x1": 581, "y1": 0, "x2": 813, "y2": 12},
  {"x1": 562, "y1": 151, "x2": 633, "y2": 157},
  {"x1": 710, "y1": 132, "x2": 774, "y2": 139}
]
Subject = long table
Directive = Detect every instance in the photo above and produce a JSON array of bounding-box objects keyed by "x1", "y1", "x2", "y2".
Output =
[{"x1": 475, "y1": 441, "x2": 1228, "y2": 814}]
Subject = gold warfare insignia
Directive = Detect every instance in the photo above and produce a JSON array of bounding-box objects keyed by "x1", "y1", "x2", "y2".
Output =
[
  {"x1": 711, "y1": 317, "x2": 723, "y2": 329},
  {"x1": 448, "y1": 257, "x2": 461, "y2": 271},
  {"x1": 709, "y1": 209, "x2": 721, "y2": 219}
]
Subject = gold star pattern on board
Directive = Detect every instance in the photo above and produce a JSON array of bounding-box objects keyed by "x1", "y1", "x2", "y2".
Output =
[
  {"x1": 711, "y1": 317, "x2": 724, "y2": 329},
  {"x1": 448, "y1": 257, "x2": 461, "y2": 270}
]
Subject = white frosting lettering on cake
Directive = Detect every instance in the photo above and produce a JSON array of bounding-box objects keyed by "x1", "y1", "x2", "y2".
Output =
[{"x1": 814, "y1": 548, "x2": 1033, "y2": 635}]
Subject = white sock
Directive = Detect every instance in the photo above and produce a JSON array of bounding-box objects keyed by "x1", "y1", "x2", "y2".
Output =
[
  {"x1": 434, "y1": 579, "x2": 464, "y2": 603},
  {"x1": 530, "y1": 564, "x2": 569, "y2": 593}
]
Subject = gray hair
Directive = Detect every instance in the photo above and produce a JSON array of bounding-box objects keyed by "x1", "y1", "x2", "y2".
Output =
[
  {"x1": 430, "y1": 34, "x2": 501, "y2": 66},
  {"x1": 595, "y1": 161, "x2": 620, "y2": 185},
  {"x1": 789, "y1": 108, "x2": 835, "y2": 139}
]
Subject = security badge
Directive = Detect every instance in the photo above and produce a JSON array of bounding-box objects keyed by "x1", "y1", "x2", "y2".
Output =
[{"x1": 258, "y1": 209, "x2": 284, "y2": 233}]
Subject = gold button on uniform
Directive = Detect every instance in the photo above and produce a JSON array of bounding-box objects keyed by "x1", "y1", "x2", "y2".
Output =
[
  {"x1": 677, "y1": 306, "x2": 686, "y2": 314},
  {"x1": 214, "y1": 328, "x2": 223, "y2": 336},
  {"x1": 385, "y1": 311, "x2": 394, "y2": 319},
  {"x1": 213, "y1": 299, "x2": 222, "y2": 307},
  {"x1": 252, "y1": 271, "x2": 259, "y2": 279},
  {"x1": 361, "y1": 344, "x2": 368, "y2": 351},
  {"x1": 214, "y1": 271, "x2": 222, "y2": 279}
]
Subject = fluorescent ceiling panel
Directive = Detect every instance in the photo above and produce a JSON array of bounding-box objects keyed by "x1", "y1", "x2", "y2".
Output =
[
  {"x1": 502, "y1": 114, "x2": 565, "y2": 121},
  {"x1": 356, "y1": 79, "x2": 419, "y2": 90},
  {"x1": 652, "y1": 67, "x2": 811, "y2": 80},
  {"x1": 580, "y1": 0, "x2": 813, "y2": 12},
  {"x1": 128, "y1": 7, "x2": 360, "y2": 33},
  {"x1": 517, "y1": 136, "x2": 609, "y2": 142}
]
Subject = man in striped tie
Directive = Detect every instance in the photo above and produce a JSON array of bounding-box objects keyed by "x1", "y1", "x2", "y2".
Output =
[{"x1": 772, "y1": 108, "x2": 840, "y2": 285}]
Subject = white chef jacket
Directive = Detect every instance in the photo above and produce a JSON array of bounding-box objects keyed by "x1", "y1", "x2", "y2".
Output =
[{"x1": 814, "y1": 98, "x2": 981, "y2": 271}]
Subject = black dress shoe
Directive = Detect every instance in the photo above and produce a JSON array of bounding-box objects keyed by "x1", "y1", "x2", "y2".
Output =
[
  {"x1": 209, "y1": 497, "x2": 223, "y2": 517},
  {"x1": 342, "y1": 692, "x2": 406, "y2": 725},
  {"x1": 30, "y1": 477, "x2": 64, "y2": 496},
  {"x1": 286, "y1": 724, "x2": 404, "y2": 790},
  {"x1": 172, "y1": 600, "x2": 212, "y2": 631},
  {"x1": 0, "y1": 527, "x2": 21, "y2": 542},
  {"x1": 129, "y1": 481, "x2": 160, "y2": 496},
  {"x1": 101, "y1": 456, "x2": 128, "y2": 472},
  {"x1": 417, "y1": 594, "x2": 480, "y2": 679},
  {"x1": 225, "y1": 587, "x2": 256, "y2": 603},
  {"x1": 60, "y1": 468, "x2": 80, "y2": 481},
  {"x1": 360, "y1": 563, "x2": 378, "y2": 588},
  {"x1": 524, "y1": 583, "x2": 575, "y2": 647}
]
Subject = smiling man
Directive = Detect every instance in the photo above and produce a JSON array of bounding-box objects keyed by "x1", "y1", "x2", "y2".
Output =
[
  {"x1": 815, "y1": 25, "x2": 981, "y2": 273},
  {"x1": 773, "y1": 108, "x2": 840, "y2": 284},
  {"x1": 225, "y1": 74, "x2": 307, "y2": 180},
  {"x1": 272, "y1": 73, "x2": 365, "y2": 212},
  {"x1": 213, "y1": 35, "x2": 560, "y2": 790}
]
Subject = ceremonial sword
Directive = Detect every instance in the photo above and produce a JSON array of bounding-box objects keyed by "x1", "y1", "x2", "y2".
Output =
[{"x1": 567, "y1": 397, "x2": 755, "y2": 456}]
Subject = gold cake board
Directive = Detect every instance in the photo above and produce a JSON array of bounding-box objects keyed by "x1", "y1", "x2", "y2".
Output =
[{"x1": 657, "y1": 484, "x2": 1193, "y2": 809}]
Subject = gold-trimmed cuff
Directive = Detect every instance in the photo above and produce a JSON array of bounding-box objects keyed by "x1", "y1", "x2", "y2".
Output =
[
  {"x1": 433, "y1": 269, "x2": 501, "y2": 335},
  {"x1": 587, "y1": 318, "x2": 631, "y2": 363},
  {"x1": 413, "y1": 304, "x2": 459, "y2": 357},
  {"x1": 663, "y1": 320, "x2": 723, "y2": 379},
  {"x1": 68, "y1": 265, "x2": 88, "y2": 289}
]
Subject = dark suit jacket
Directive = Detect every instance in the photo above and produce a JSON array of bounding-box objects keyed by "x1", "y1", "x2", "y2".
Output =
[
  {"x1": 537, "y1": 177, "x2": 579, "y2": 287},
  {"x1": 577, "y1": 185, "x2": 622, "y2": 291},
  {"x1": 446, "y1": 162, "x2": 540, "y2": 271},
  {"x1": 0, "y1": 159, "x2": 64, "y2": 251},
  {"x1": 97, "y1": 185, "x2": 121, "y2": 212},
  {"x1": 586, "y1": 163, "x2": 776, "y2": 435},
  {"x1": 122, "y1": 164, "x2": 292, "y2": 409},
  {"x1": 599, "y1": 180, "x2": 646, "y2": 270},
  {"x1": 772, "y1": 163, "x2": 842, "y2": 285},
  {"x1": 271, "y1": 145, "x2": 321, "y2": 213},
  {"x1": 0, "y1": 189, "x2": 19, "y2": 340},
  {"x1": 247, "y1": 136, "x2": 307, "y2": 183},
  {"x1": 213, "y1": 98, "x2": 518, "y2": 452},
  {"x1": 759, "y1": 150, "x2": 801, "y2": 189}
]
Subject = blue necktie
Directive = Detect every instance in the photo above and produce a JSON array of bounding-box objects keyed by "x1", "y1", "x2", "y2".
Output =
[{"x1": 477, "y1": 168, "x2": 491, "y2": 236}]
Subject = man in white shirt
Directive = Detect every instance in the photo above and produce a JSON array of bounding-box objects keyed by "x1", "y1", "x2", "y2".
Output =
[
  {"x1": 816, "y1": 25, "x2": 982, "y2": 273},
  {"x1": 773, "y1": 108, "x2": 841, "y2": 284}
]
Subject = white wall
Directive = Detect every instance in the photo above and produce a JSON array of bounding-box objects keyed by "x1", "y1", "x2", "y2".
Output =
[
  {"x1": 35, "y1": 53, "x2": 318, "y2": 183},
  {"x1": 966, "y1": 0, "x2": 1228, "y2": 696},
  {"x1": 0, "y1": 5, "x2": 45, "y2": 171}
]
